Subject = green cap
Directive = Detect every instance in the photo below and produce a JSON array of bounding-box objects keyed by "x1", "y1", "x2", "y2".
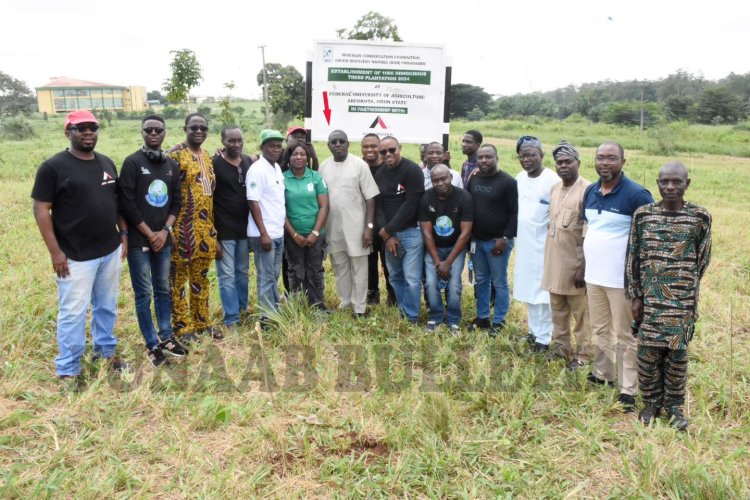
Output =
[{"x1": 259, "y1": 129, "x2": 284, "y2": 145}]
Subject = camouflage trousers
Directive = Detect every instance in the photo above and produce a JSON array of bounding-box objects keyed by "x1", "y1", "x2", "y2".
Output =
[{"x1": 637, "y1": 345, "x2": 688, "y2": 411}]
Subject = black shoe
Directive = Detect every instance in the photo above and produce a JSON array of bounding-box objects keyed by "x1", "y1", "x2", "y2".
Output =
[
  {"x1": 587, "y1": 372, "x2": 615, "y2": 387},
  {"x1": 567, "y1": 359, "x2": 587, "y2": 370},
  {"x1": 179, "y1": 332, "x2": 200, "y2": 344},
  {"x1": 105, "y1": 356, "x2": 131, "y2": 373},
  {"x1": 147, "y1": 347, "x2": 167, "y2": 367},
  {"x1": 639, "y1": 405, "x2": 661, "y2": 426},
  {"x1": 367, "y1": 292, "x2": 380, "y2": 305},
  {"x1": 386, "y1": 294, "x2": 397, "y2": 306},
  {"x1": 199, "y1": 326, "x2": 225, "y2": 341},
  {"x1": 468, "y1": 317, "x2": 491, "y2": 332},
  {"x1": 258, "y1": 316, "x2": 273, "y2": 331},
  {"x1": 355, "y1": 312, "x2": 368, "y2": 319},
  {"x1": 618, "y1": 393, "x2": 636, "y2": 413},
  {"x1": 666, "y1": 407, "x2": 689, "y2": 431},
  {"x1": 530, "y1": 342, "x2": 549, "y2": 353},
  {"x1": 490, "y1": 322, "x2": 506, "y2": 337},
  {"x1": 159, "y1": 338, "x2": 188, "y2": 357}
]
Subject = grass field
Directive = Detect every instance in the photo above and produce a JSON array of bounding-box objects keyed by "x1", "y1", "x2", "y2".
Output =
[{"x1": 0, "y1": 115, "x2": 749, "y2": 497}]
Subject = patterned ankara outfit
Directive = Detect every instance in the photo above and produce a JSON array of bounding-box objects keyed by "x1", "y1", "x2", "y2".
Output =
[
  {"x1": 625, "y1": 201, "x2": 712, "y2": 412},
  {"x1": 168, "y1": 147, "x2": 217, "y2": 335}
]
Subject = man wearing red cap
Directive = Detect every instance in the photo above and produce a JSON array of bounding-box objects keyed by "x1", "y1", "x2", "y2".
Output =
[
  {"x1": 281, "y1": 126, "x2": 319, "y2": 171},
  {"x1": 31, "y1": 110, "x2": 128, "y2": 388}
]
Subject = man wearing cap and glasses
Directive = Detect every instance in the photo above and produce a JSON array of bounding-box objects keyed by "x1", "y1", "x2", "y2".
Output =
[
  {"x1": 213, "y1": 125, "x2": 253, "y2": 329},
  {"x1": 513, "y1": 136, "x2": 560, "y2": 352},
  {"x1": 31, "y1": 110, "x2": 129, "y2": 388},
  {"x1": 119, "y1": 114, "x2": 187, "y2": 367},
  {"x1": 541, "y1": 142, "x2": 592, "y2": 369},
  {"x1": 247, "y1": 129, "x2": 286, "y2": 329},
  {"x1": 167, "y1": 113, "x2": 222, "y2": 342},
  {"x1": 319, "y1": 130, "x2": 379, "y2": 318},
  {"x1": 281, "y1": 126, "x2": 319, "y2": 171}
]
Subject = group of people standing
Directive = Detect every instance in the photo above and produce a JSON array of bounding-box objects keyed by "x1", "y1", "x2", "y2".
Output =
[{"x1": 32, "y1": 110, "x2": 712, "y2": 431}]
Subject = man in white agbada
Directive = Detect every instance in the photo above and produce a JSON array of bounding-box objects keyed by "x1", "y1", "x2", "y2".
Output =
[
  {"x1": 513, "y1": 136, "x2": 560, "y2": 351},
  {"x1": 319, "y1": 130, "x2": 380, "y2": 317}
]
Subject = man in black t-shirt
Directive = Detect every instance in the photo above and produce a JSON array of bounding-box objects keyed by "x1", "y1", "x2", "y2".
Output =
[
  {"x1": 374, "y1": 136, "x2": 425, "y2": 323},
  {"x1": 119, "y1": 114, "x2": 187, "y2": 366},
  {"x1": 469, "y1": 144, "x2": 518, "y2": 334},
  {"x1": 213, "y1": 125, "x2": 252, "y2": 328},
  {"x1": 419, "y1": 165, "x2": 473, "y2": 332},
  {"x1": 31, "y1": 110, "x2": 128, "y2": 385}
]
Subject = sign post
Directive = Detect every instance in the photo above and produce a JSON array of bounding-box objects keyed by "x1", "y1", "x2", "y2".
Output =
[{"x1": 306, "y1": 40, "x2": 449, "y2": 144}]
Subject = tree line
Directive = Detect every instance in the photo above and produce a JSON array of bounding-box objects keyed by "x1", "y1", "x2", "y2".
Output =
[{"x1": 450, "y1": 70, "x2": 750, "y2": 126}]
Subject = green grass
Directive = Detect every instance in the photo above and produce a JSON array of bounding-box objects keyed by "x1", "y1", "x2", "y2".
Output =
[{"x1": 0, "y1": 116, "x2": 748, "y2": 497}]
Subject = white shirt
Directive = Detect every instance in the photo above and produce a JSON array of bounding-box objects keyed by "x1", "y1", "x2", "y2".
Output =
[
  {"x1": 513, "y1": 168, "x2": 560, "y2": 304},
  {"x1": 246, "y1": 155, "x2": 285, "y2": 239},
  {"x1": 422, "y1": 165, "x2": 463, "y2": 190}
]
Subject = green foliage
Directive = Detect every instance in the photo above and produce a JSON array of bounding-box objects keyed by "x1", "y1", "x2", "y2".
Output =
[
  {"x1": 696, "y1": 87, "x2": 742, "y2": 124},
  {"x1": 450, "y1": 84, "x2": 491, "y2": 118},
  {"x1": 0, "y1": 115, "x2": 36, "y2": 140},
  {"x1": 337, "y1": 11, "x2": 402, "y2": 41},
  {"x1": 466, "y1": 106, "x2": 485, "y2": 121},
  {"x1": 665, "y1": 95, "x2": 695, "y2": 121},
  {"x1": 0, "y1": 71, "x2": 35, "y2": 116},
  {"x1": 256, "y1": 63, "x2": 305, "y2": 119},
  {"x1": 161, "y1": 106, "x2": 186, "y2": 120},
  {"x1": 599, "y1": 100, "x2": 664, "y2": 127},
  {"x1": 163, "y1": 49, "x2": 203, "y2": 111},
  {"x1": 196, "y1": 105, "x2": 212, "y2": 118},
  {"x1": 146, "y1": 90, "x2": 166, "y2": 104}
]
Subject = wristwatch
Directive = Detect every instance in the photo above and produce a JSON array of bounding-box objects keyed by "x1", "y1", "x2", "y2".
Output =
[
  {"x1": 367, "y1": 223, "x2": 374, "y2": 229},
  {"x1": 311, "y1": 230, "x2": 320, "y2": 237},
  {"x1": 164, "y1": 225, "x2": 173, "y2": 233}
]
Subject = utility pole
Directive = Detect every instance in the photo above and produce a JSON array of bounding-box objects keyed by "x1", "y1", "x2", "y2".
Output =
[{"x1": 259, "y1": 44, "x2": 271, "y2": 128}]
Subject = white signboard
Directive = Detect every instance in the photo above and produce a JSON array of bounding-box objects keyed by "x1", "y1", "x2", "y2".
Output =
[{"x1": 308, "y1": 40, "x2": 447, "y2": 144}]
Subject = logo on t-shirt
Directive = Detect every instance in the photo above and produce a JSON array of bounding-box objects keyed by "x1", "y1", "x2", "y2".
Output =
[
  {"x1": 140, "y1": 166, "x2": 151, "y2": 175},
  {"x1": 101, "y1": 171, "x2": 115, "y2": 186},
  {"x1": 145, "y1": 179, "x2": 169, "y2": 207},
  {"x1": 396, "y1": 183, "x2": 405, "y2": 195},
  {"x1": 435, "y1": 215, "x2": 455, "y2": 237}
]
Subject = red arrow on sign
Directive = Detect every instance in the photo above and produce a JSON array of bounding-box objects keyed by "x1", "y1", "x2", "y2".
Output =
[{"x1": 323, "y1": 91, "x2": 332, "y2": 124}]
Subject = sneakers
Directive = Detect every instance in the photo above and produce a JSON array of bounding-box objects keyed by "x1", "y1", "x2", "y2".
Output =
[
  {"x1": 618, "y1": 393, "x2": 636, "y2": 413},
  {"x1": 638, "y1": 405, "x2": 661, "y2": 426},
  {"x1": 587, "y1": 372, "x2": 615, "y2": 387},
  {"x1": 426, "y1": 321, "x2": 438, "y2": 332},
  {"x1": 147, "y1": 347, "x2": 167, "y2": 367},
  {"x1": 667, "y1": 407, "x2": 689, "y2": 431},
  {"x1": 159, "y1": 338, "x2": 188, "y2": 357},
  {"x1": 449, "y1": 324, "x2": 460, "y2": 335},
  {"x1": 98, "y1": 355, "x2": 131, "y2": 374}
]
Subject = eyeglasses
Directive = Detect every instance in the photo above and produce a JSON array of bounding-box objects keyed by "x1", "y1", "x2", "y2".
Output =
[
  {"x1": 188, "y1": 125, "x2": 209, "y2": 132},
  {"x1": 379, "y1": 147, "x2": 398, "y2": 155},
  {"x1": 517, "y1": 154, "x2": 538, "y2": 161},
  {"x1": 595, "y1": 155, "x2": 621, "y2": 162},
  {"x1": 329, "y1": 139, "x2": 347, "y2": 145},
  {"x1": 143, "y1": 127, "x2": 165, "y2": 135},
  {"x1": 68, "y1": 124, "x2": 99, "y2": 133},
  {"x1": 237, "y1": 167, "x2": 245, "y2": 185}
]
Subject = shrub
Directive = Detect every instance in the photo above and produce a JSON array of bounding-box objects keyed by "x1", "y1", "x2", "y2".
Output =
[{"x1": 0, "y1": 115, "x2": 36, "y2": 140}]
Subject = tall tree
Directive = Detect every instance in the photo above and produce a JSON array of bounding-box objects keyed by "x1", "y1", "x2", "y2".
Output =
[
  {"x1": 0, "y1": 71, "x2": 35, "y2": 116},
  {"x1": 337, "y1": 11, "x2": 402, "y2": 41},
  {"x1": 163, "y1": 49, "x2": 203, "y2": 112},
  {"x1": 449, "y1": 84, "x2": 491, "y2": 119},
  {"x1": 256, "y1": 64, "x2": 305, "y2": 119},
  {"x1": 696, "y1": 87, "x2": 742, "y2": 124}
]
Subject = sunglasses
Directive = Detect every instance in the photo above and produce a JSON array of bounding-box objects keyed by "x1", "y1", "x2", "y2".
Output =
[
  {"x1": 379, "y1": 147, "x2": 398, "y2": 155},
  {"x1": 68, "y1": 124, "x2": 99, "y2": 133},
  {"x1": 143, "y1": 127, "x2": 165, "y2": 135},
  {"x1": 188, "y1": 125, "x2": 209, "y2": 132}
]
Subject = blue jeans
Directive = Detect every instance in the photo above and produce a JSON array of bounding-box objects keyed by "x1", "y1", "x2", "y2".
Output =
[
  {"x1": 425, "y1": 247, "x2": 466, "y2": 325},
  {"x1": 473, "y1": 238, "x2": 515, "y2": 325},
  {"x1": 127, "y1": 245, "x2": 173, "y2": 349},
  {"x1": 55, "y1": 246, "x2": 121, "y2": 376},
  {"x1": 384, "y1": 227, "x2": 424, "y2": 322},
  {"x1": 216, "y1": 239, "x2": 249, "y2": 325},
  {"x1": 249, "y1": 236, "x2": 283, "y2": 315}
]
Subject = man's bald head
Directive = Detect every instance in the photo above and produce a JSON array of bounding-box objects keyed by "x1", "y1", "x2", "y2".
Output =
[
  {"x1": 430, "y1": 164, "x2": 451, "y2": 178},
  {"x1": 658, "y1": 161, "x2": 689, "y2": 180}
]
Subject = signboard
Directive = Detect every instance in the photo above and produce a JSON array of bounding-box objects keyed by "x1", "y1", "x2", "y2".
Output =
[{"x1": 307, "y1": 40, "x2": 448, "y2": 144}]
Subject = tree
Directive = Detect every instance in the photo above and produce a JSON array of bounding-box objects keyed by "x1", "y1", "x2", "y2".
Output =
[
  {"x1": 337, "y1": 11, "x2": 402, "y2": 41},
  {"x1": 664, "y1": 95, "x2": 695, "y2": 121},
  {"x1": 256, "y1": 63, "x2": 305, "y2": 119},
  {"x1": 147, "y1": 90, "x2": 167, "y2": 104},
  {"x1": 449, "y1": 84, "x2": 491, "y2": 119},
  {"x1": 695, "y1": 87, "x2": 742, "y2": 124},
  {"x1": 0, "y1": 71, "x2": 35, "y2": 116},
  {"x1": 163, "y1": 49, "x2": 202, "y2": 112}
]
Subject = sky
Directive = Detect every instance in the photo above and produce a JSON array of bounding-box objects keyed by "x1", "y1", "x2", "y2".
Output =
[{"x1": 4, "y1": 0, "x2": 749, "y2": 99}]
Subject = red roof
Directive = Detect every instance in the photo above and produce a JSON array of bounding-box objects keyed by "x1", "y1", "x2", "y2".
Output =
[{"x1": 36, "y1": 77, "x2": 125, "y2": 89}]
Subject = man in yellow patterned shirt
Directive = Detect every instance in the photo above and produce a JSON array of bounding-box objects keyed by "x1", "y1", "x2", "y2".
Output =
[{"x1": 167, "y1": 113, "x2": 222, "y2": 342}]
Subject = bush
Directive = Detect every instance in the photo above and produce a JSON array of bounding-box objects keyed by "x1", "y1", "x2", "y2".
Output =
[
  {"x1": 197, "y1": 105, "x2": 213, "y2": 117},
  {"x1": 0, "y1": 115, "x2": 36, "y2": 141}
]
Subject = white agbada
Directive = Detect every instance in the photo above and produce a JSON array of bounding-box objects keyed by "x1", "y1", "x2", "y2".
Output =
[{"x1": 513, "y1": 168, "x2": 560, "y2": 304}]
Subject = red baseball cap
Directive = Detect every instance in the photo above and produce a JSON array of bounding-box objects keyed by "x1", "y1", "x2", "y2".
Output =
[
  {"x1": 286, "y1": 126, "x2": 306, "y2": 137},
  {"x1": 64, "y1": 110, "x2": 99, "y2": 130}
]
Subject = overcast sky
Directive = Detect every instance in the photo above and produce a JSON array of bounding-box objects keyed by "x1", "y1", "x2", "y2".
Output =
[{"x1": 5, "y1": 0, "x2": 749, "y2": 99}]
